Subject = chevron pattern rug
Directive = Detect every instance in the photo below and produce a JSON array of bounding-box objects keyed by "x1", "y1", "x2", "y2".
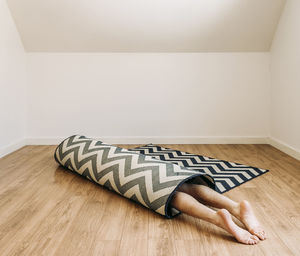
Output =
[
  {"x1": 129, "y1": 145, "x2": 269, "y2": 193},
  {"x1": 54, "y1": 135, "x2": 215, "y2": 218}
]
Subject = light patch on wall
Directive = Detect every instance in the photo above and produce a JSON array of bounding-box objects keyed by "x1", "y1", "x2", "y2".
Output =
[
  {"x1": 7, "y1": 0, "x2": 286, "y2": 51},
  {"x1": 68, "y1": 0, "x2": 238, "y2": 42}
]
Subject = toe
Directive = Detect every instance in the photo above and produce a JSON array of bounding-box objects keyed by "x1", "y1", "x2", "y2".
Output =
[
  {"x1": 246, "y1": 235, "x2": 259, "y2": 245},
  {"x1": 251, "y1": 235, "x2": 259, "y2": 243},
  {"x1": 250, "y1": 227, "x2": 266, "y2": 240},
  {"x1": 248, "y1": 239, "x2": 257, "y2": 245},
  {"x1": 260, "y1": 231, "x2": 267, "y2": 240},
  {"x1": 254, "y1": 230, "x2": 266, "y2": 240}
]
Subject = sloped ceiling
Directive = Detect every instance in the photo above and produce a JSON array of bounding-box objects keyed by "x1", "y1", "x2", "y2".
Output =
[{"x1": 7, "y1": 0, "x2": 286, "y2": 52}]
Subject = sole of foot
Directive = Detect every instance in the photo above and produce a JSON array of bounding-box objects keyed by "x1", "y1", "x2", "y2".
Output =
[{"x1": 217, "y1": 209, "x2": 260, "y2": 245}]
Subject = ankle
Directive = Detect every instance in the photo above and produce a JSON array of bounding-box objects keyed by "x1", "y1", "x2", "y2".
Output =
[
  {"x1": 209, "y1": 211, "x2": 223, "y2": 227},
  {"x1": 230, "y1": 203, "x2": 240, "y2": 218},
  {"x1": 215, "y1": 209, "x2": 229, "y2": 228}
]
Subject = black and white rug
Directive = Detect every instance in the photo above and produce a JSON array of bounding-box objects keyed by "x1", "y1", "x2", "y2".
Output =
[
  {"x1": 129, "y1": 144, "x2": 269, "y2": 193},
  {"x1": 54, "y1": 136, "x2": 216, "y2": 218}
]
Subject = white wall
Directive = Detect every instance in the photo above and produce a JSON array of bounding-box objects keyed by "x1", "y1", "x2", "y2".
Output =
[
  {"x1": 27, "y1": 53, "x2": 270, "y2": 144},
  {"x1": 2, "y1": 0, "x2": 300, "y2": 160},
  {"x1": 0, "y1": 0, "x2": 27, "y2": 157},
  {"x1": 7, "y1": 0, "x2": 286, "y2": 52},
  {"x1": 270, "y1": 0, "x2": 300, "y2": 158}
]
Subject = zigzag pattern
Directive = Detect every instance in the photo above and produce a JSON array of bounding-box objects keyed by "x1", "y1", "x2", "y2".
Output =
[
  {"x1": 129, "y1": 145, "x2": 269, "y2": 193},
  {"x1": 54, "y1": 135, "x2": 215, "y2": 218}
]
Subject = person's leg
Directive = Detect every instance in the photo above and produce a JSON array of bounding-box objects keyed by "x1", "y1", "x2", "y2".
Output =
[
  {"x1": 178, "y1": 183, "x2": 266, "y2": 240},
  {"x1": 171, "y1": 191, "x2": 259, "y2": 245}
]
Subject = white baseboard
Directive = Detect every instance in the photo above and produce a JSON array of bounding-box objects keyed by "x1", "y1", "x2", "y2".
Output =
[
  {"x1": 268, "y1": 137, "x2": 300, "y2": 161},
  {"x1": 0, "y1": 138, "x2": 27, "y2": 158},
  {"x1": 25, "y1": 137, "x2": 64, "y2": 145},
  {"x1": 25, "y1": 136, "x2": 268, "y2": 145},
  {"x1": 2, "y1": 136, "x2": 299, "y2": 162}
]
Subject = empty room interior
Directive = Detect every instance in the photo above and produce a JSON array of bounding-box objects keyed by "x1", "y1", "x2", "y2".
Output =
[{"x1": 1, "y1": 0, "x2": 300, "y2": 255}]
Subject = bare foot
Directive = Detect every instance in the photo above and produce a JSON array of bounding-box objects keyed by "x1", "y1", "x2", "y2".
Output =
[
  {"x1": 237, "y1": 200, "x2": 267, "y2": 240},
  {"x1": 216, "y1": 209, "x2": 259, "y2": 245}
]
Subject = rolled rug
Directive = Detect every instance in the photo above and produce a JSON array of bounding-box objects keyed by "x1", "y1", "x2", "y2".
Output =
[{"x1": 54, "y1": 135, "x2": 215, "y2": 218}]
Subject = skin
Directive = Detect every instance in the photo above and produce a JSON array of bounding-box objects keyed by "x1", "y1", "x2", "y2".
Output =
[{"x1": 170, "y1": 183, "x2": 266, "y2": 245}]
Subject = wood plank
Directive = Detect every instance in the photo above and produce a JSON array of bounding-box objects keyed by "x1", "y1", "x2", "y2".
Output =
[{"x1": 0, "y1": 144, "x2": 300, "y2": 255}]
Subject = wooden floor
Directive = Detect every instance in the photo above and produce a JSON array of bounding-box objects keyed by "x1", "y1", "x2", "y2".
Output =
[{"x1": 0, "y1": 144, "x2": 300, "y2": 256}]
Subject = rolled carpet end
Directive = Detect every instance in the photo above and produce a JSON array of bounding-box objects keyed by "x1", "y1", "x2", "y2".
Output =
[{"x1": 54, "y1": 135, "x2": 215, "y2": 218}]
